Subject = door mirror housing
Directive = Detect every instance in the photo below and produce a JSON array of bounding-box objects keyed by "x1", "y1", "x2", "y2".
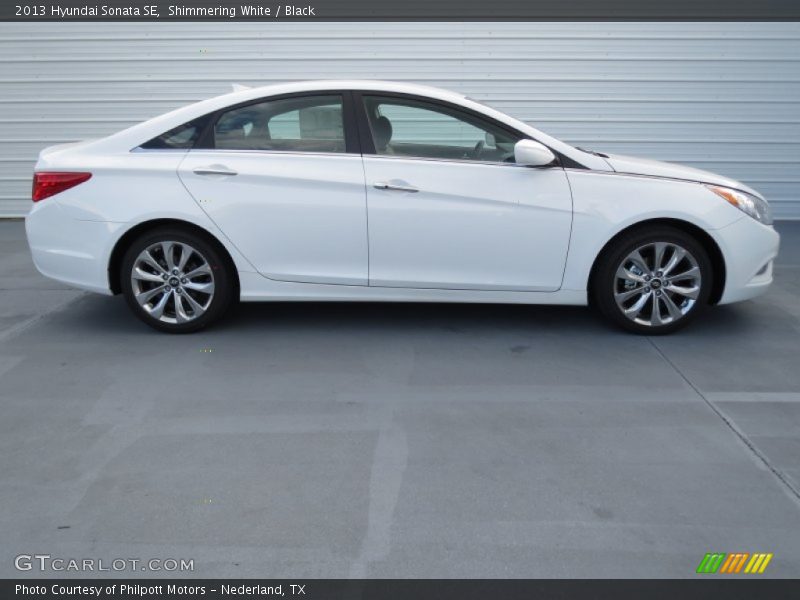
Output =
[{"x1": 514, "y1": 139, "x2": 556, "y2": 167}]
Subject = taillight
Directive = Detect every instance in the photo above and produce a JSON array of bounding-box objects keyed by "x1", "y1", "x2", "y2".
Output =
[{"x1": 32, "y1": 171, "x2": 92, "y2": 202}]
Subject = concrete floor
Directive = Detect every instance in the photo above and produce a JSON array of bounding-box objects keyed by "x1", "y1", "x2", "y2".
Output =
[{"x1": 1, "y1": 219, "x2": 799, "y2": 579}]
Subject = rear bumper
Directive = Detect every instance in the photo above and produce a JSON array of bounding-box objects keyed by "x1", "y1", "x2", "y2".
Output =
[
  {"x1": 25, "y1": 200, "x2": 119, "y2": 295},
  {"x1": 713, "y1": 216, "x2": 780, "y2": 305}
]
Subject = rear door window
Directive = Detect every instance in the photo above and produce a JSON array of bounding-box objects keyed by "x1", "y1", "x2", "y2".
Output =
[{"x1": 213, "y1": 95, "x2": 346, "y2": 153}]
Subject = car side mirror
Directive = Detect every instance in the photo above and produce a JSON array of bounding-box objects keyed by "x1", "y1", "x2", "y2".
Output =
[{"x1": 514, "y1": 139, "x2": 556, "y2": 167}]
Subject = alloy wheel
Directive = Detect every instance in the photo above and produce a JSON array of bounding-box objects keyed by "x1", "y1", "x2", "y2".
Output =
[
  {"x1": 130, "y1": 241, "x2": 215, "y2": 324},
  {"x1": 613, "y1": 241, "x2": 702, "y2": 327}
]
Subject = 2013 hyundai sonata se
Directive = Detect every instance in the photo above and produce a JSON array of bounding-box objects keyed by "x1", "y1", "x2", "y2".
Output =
[{"x1": 26, "y1": 80, "x2": 779, "y2": 334}]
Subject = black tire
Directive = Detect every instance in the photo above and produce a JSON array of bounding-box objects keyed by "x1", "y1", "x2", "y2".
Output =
[
  {"x1": 120, "y1": 227, "x2": 235, "y2": 333},
  {"x1": 591, "y1": 226, "x2": 713, "y2": 335}
]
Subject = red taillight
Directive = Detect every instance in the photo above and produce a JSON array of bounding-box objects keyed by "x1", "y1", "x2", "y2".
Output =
[{"x1": 32, "y1": 171, "x2": 92, "y2": 203}]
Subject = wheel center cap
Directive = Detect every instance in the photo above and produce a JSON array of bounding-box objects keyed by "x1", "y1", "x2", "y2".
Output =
[
  {"x1": 651, "y1": 279, "x2": 662, "y2": 289},
  {"x1": 168, "y1": 277, "x2": 180, "y2": 287}
]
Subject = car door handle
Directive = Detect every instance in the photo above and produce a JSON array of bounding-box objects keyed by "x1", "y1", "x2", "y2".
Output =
[
  {"x1": 193, "y1": 166, "x2": 238, "y2": 177},
  {"x1": 373, "y1": 181, "x2": 419, "y2": 193}
]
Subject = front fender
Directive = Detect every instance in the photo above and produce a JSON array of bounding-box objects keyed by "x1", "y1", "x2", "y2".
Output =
[{"x1": 561, "y1": 170, "x2": 745, "y2": 292}]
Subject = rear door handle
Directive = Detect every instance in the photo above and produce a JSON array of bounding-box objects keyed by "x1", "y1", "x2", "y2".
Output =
[
  {"x1": 193, "y1": 166, "x2": 238, "y2": 177},
  {"x1": 373, "y1": 181, "x2": 419, "y2": 193}
]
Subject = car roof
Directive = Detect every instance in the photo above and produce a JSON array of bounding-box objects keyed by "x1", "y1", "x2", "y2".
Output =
[{"x1": 225, "y1": 79, "x2": 468, "y2": 102}]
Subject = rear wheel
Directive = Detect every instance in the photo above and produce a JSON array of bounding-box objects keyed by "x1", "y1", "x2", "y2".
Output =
[
  {"x1": 592, "y1": 226, "x2": 713, "y2": 334},
  {"x1": 120, "y1": 227, "x2": 234, "y2": 333}
]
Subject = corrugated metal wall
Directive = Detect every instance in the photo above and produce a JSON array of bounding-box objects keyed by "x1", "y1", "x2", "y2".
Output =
[{"x1": 1, "y1": 22, "x2": 798, "y2": 218}]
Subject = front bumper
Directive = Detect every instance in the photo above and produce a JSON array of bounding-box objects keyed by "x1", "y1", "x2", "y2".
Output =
[{"x1": 713, "y1": 216, "x2": 780, "y2": 305}]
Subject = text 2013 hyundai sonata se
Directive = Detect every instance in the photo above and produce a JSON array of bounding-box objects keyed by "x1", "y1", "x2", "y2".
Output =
[{"x1": 26, "y1": 80, "x2": 779, "y2": 334}]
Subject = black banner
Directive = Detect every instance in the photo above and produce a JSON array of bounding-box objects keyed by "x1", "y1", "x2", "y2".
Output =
[
  {"x1": 4, "y1": 579, "x2": 800, "y2": 599},
  {"x1": 3, "y1": 0, "x2": 800, "y2": 21}
]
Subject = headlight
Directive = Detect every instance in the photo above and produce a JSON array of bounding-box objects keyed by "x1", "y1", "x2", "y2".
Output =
[{"x1": 706, "y1": 185, "x2": 773, "y2": 225}]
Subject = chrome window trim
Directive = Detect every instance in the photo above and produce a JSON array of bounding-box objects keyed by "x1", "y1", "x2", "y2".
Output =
[
  {"x1": 364, "y1": 153, "x2": 553, "y2": 169},
  {"x1": 184, "y1": 148, "x2": 358, "y2": 159},
  {"x1": 131, "y1": 147, "x2": 190, "y2": 153},
  {"x1": 132, "y1": 145, "x2": 553, "y2": 168}
]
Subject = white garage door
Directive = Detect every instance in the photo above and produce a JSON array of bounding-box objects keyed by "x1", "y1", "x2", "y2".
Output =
[{"x1": 1, "y1": 22, "x2": 798, "y2": 218}]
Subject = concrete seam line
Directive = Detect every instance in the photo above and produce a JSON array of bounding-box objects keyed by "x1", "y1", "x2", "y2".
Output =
[
  {"x1": 646, "y1": 336, "x2": 800, "y2": 508},
  {"x1": 0, "y1": 291, "x2": 86, "y2": 343}
]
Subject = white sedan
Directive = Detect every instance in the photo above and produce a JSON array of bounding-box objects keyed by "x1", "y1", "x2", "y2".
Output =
[{"x1": 26, "y1": 80, "x2": 779, "y2": 334}]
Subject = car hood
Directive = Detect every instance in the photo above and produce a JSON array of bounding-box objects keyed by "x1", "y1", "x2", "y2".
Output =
[{"x1": 602, "y1": 153, "x2": 762, "y2": 198}]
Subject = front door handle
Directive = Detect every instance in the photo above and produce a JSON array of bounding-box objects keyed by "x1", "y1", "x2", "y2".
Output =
[
  {"x1": 193, "y1": 166, "x2": 238, "y2": 177},
  {"x1": 373, "y1": 181, "x2": 419, "y2": 193}
]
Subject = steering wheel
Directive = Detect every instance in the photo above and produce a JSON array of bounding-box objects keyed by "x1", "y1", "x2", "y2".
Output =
[{"x1": 472, "y1": 140, "x2": 485, "y2": 159}]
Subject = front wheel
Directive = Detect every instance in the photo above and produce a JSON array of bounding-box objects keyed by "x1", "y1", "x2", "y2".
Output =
[
  {"x1": 120, "y1": 227, "x2": 235, "y2": 333},
  {"x1": 592, "y1": 226, "x2": 713, "y2": 334}
]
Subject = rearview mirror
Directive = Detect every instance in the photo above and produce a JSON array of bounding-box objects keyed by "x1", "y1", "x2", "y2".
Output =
[{"x1": 514, "y1": 139, "x2": 556, "y2": 167}]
